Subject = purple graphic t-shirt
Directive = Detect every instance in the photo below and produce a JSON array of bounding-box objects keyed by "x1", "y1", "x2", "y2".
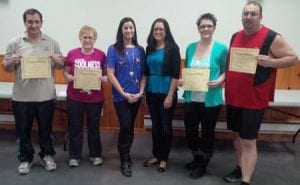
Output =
[{"x1": 65, "y1": 48, "x2": 106, "y2": 103}]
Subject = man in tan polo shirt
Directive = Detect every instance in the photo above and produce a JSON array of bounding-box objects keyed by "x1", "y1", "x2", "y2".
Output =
[{"x1": 2, "y1": 8, "x2": 64, "y2": 175}]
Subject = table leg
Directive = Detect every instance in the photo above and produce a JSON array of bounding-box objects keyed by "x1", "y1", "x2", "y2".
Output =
[{"x1": 293, "y1": 128, "x2": 300, "y2": 143}]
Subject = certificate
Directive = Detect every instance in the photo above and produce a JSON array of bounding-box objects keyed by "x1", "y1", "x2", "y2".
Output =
[
  {"x1": 74, "y1": 68, "x2": 101, "y2": 90},
  {"x1": 182, "y1": 68, "x2": 210, "y2": 92},
  {"x1": 21, "y1": 57, "x2": 51, "y2": 79},
  {"x1": 229, "y1": 47, "x2": 259, "y2": 74}
]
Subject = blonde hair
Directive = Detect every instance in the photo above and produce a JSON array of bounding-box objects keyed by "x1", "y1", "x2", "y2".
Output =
[{"x1": 79, "y1": 25, "x2": 97, "y2": 40}]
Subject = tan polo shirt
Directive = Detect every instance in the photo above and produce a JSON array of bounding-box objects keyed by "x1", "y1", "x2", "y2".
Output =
[{"x1": 5, "y1": 33, "x2": 63, "y2": 102}]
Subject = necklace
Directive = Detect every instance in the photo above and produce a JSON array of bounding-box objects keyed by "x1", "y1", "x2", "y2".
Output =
[{"x1": 126, "y1": 48, "x2": 135, "y2": 77}]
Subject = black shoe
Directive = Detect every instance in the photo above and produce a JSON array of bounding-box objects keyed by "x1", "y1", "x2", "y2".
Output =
[
  {"x1": 188, "y1": 157, "x2": 209, "y2": 179},
  {"x1": 121, "y1": 162, "x2": 132, "y2": 177},
  {"x1": 128, "y1": 155, "x2": 133, "y2": 168},
  {"x1": 157, "y1": 166, "x2": 166, "y2": 172},
  {"x1": 184, "y1": 159, "x2": 197, "y2": 170},
  {"x1": 157, "y1": 161, "x2": 167, "y2": 172},
  {"x1": 120, "y1": 154, "x2": 132, "y2": 177},
  {"x1": 223, "y1": 166, "x2": 242, "y2": 183},
  {"x1": 189, "y1": 165, "x2": 206, "y2": 179},
  {"x1": 240, "y1": 181, "x2": 250, "y2": 185},
  {"x1": 143, "y1": 158, "x2": 159, "y2": 167}
]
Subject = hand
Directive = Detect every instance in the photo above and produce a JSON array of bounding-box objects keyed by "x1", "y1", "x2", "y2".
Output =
[
  {"x1": 100, "y1": 76, "x2": 108, "y2": 82},
  {"x1": 123, "y1": 92, "x2": 137, "y2": 104},
  {"x1": 256, "y1": 55, "x2": 273, "y2": 67},
  {"x1": 177, "y1": 79, "x2": 183, "y2": 87},
  {"x1": 131, "y1": 93, "x2": 143, "y2": 102},
  {"x1": 7, "y1": 54, "x2": 21, "y2": 65},
  {"x1": 207, "y1": 80, "x2": 221, "y2": 88},
  {"x1": 65, "y1": 73, "x2": 75, "y2": 82},
  {"x1": 163, "y1": 95, "x2": 173, "y2": 109},
  {"x1": 50, "y1": 54, "x2": 64, "y2": 66}
]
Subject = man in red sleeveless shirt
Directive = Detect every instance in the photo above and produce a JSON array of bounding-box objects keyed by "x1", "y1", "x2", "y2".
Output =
[{"x1": 224, "y1": 1, "x2": 299, "y2": 185}]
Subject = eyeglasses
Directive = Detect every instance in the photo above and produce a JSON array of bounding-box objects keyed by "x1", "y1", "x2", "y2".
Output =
[
  {"x1": 81, "y1": 36, "x2": 95, "y2": 40},
  {"x1": 199, "y1": 25, "x2": 214, "y2": 30},
  {"x1": 154, "y1": 28, "x2": 165, "y2": 32},
  {"x1": 243, "y1": 11, "x2": 259, "y2": 17}
]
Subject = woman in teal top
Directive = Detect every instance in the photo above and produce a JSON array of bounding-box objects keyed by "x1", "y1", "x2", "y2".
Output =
[
  {"x1": 143, "y1": 18, "x2": 181, "y2": 172},
  {"x1": 182, "y1": 13, "x2": 228, "y2": 179}
]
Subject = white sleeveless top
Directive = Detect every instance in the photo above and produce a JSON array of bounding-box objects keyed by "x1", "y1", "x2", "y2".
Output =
[{"x1": 190, "y1": 51, "x2": 211, "y2": 102}]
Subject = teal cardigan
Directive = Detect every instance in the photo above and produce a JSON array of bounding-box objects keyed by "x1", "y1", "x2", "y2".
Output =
[{"x1": 183, "y1": 41, "x2": 228, "y2": 107}]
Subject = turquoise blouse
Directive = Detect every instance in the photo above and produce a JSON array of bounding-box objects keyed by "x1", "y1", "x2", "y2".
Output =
[
  {"x1": 183, "y1": 41, "x2": 228, "y2": 107},
  {"x1": 146, "y1": 48, "x2": 172, "y2": 94}
]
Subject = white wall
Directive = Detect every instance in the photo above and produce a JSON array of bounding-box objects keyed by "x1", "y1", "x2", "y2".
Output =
[{"x1": 0, "y1": 0, "x2": 299, "y2": 57}]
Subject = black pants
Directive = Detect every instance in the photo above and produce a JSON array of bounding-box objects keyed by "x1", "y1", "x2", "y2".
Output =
[
  {"x1": 113, "y1": 100, "x2": 141, "y2": 156},
  {"x1": 146, "y1": 92, "x2": 177, "y2": 161},
  {"x1": 67, "y1": 98, "x2": 103, "y2": 159},
  {"x1": 184, "y1": 102, "x2": 221, "y2": 157},
  {"x1": 12, "y1": 100, "x2": 56, "y2": 163}
]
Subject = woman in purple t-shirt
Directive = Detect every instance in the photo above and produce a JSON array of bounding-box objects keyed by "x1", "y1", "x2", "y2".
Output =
[{"x1": 64, "y1": 25, "x2": 107, "y2": 167}]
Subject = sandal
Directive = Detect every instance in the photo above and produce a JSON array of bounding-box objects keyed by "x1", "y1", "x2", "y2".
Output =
[
  {"x1": 157, "y1": 161, "x2": 167, "y2": 172},
  {"x1": 143, "y1": 158, "x2": 159, "y2": 167}
]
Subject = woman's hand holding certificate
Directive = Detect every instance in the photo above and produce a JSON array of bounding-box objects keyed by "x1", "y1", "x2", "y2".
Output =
[
  {"x1": 73, "y1": 68, "x2": 102, "y2": 90},
  {"x1": 182, "y1": 68, "x2": 210, "y2": 92}
]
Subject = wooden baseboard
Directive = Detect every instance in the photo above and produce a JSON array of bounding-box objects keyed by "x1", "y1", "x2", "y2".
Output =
[
  {"x1": 143, "y1": 128, "x2": 300, "y2": 142},
  {"x1": 1, "y1": 123, "x2": 299, "y2": 142}
]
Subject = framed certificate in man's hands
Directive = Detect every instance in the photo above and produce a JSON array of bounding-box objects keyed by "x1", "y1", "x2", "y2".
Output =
[
  {"x1": 229, "y1": 47, "x2": 259, "y2": 74},
  {"x1": 21, "y1": 57, "x2": 51, "y2": 79},
  {"x1": 73, "y1": 68, "x2": 101, "y2": 90}
]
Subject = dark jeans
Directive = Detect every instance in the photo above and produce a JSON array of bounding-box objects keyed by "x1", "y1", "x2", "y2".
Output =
[
  {"x1": 113, "y1": 100, "x2": 141, "y2": 156},
  {"x1": 67, "y1": 98, "x2": 103, "y2": 159},
  {"x1": 12, "y1": 100, "x2": 56, "y2": 163},
  {"x1": 146, "y1": 92, "x2": 177, "y2": 161},
  {"x1": 184, "y1": 102, "x2": 221, "y2": 158}
]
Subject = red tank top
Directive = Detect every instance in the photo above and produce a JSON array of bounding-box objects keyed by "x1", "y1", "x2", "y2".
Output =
[{"x1": 225, "y1": 26, "x2": 277, "y2": 109}]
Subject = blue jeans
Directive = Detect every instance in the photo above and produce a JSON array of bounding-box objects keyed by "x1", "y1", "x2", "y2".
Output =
[
  {"x1": 113, "y1": 100, "x2": 141, "y2": 156},
  {"x1": 146, "y1": 92, "x2": 177, "y2": 161},
  {"x1": 12, "y1": 100, "x2": 56, "y2": 163},
  {"x1": 67, "y1": 98, "x2": 103, "y2": 159}
]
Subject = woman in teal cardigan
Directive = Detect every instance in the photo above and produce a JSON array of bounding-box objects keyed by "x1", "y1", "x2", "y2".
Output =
[{"x1": 182, "y1": 13, "x2": 228, "y2": 179}]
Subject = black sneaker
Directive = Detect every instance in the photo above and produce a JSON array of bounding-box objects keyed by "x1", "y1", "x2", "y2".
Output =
[
  {"x1": 189, "y1": 166, "x2": 206, "y2": 179},
  {"x1": 184, "y1": 160, "x2": 197, "y2": 170},
  {"x1": 223, "y1": 166, "x2": 242, "y2": 183}
]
